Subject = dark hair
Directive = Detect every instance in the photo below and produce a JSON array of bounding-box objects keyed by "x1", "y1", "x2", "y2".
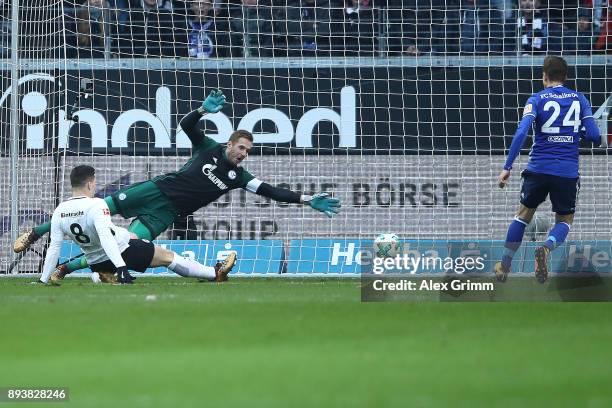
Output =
[
  {"x1": 229, "y1": 130, "x2": 254, "y2": 143},
  {"x1": 70, "y1": 165, "x2": 96, "y2": 188},
  {"x1": 542, "y1": 56, "x2": 568, "y2": 83}
]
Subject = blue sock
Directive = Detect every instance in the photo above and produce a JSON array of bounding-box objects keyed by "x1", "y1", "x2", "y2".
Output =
[
  {"x1": 544, "y1": 222, "x2": 570, "y2": 250},
  {"x1": 502, "y1": 218, "x2": 528, "y2": 268}
]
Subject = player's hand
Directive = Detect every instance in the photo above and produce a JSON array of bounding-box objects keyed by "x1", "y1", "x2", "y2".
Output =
[
  {"x1": 309, "y1": 193, "x2": 341, "y2": 218},
  {"x1": 202, "y1": 90, "x2": 226, "y2": 113},
  {"x1": 116, "y1": 266, "x2": 135, "y2": 284},
  {"x1": 498, "y1": 169, "x2": 511, "y2": 189}
]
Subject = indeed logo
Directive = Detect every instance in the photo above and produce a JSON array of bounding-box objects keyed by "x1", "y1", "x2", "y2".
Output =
[{"x1": 2, "y1": 73, "x2": 357, "y2": 149}]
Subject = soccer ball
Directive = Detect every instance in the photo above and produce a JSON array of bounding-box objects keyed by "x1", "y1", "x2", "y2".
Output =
[{"x1": 373, "y1": 234, "x2": 402, "y2": 258}]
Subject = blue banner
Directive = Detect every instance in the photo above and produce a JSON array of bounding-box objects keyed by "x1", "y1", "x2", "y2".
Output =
[
  {"x1": 58, "y1": 239, "x2": 612, "y2": 275},
  {"x1": 285, "y1": 239, "x2": 364, "y2": 274},
  {"x1": 286, "y1": 239, "x2": 612, "y2": 275}
]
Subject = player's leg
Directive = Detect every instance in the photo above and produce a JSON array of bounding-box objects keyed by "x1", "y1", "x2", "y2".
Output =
[
  {"x1": 84, "y1": 258, "x2": 118, "y2": 284},
  {"x1": 149, "y1": 245, "x2": 236, "y2": 281},
  {"x1": 61, "y1": 183, "x2": 172, "y2": 273},
  {"x1": 130, "y1": 215, "x2": 238, "y2": 281},
  {"x1": 86, "y1": 239, "x2": 155, "y2": 284},
  {"x1": 61, "y1": 256, "x2": 90, "y2": 274},
  {"x1": 545, "y1": 213, "x2": 574, "y2": 249},
  {"x1": 116, "y1": 180, "x2": 179, "y2": 241},
  {"x1": 495, "y1": 204, "x2": 537, "y2": 281},
  {"x1": 14, "y1": 196, "x2": 119, "y2": 253},
  {"x1": 495, "y1": 170, "x2": 547, "y2": 281},
  {"x1": 128, "y1": 219, "x2": 155, "y2": 240},
  {"x1": 89, "y1": 257, "x2": 136, "y2": 285},
  {"x1": 116, "y1": 239, "x2": 237, "y2": 281},
  {"x1": 49, "y1": 264, "x2": 70, "y2": 285},
  {"x1": 534, "y1": 176, "x2": 579, "y2": 283}
]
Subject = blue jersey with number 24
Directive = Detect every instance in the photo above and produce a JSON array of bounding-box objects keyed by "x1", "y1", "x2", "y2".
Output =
[{"x1": 523, "y1": 85, "x2": 594, "y2": 178}]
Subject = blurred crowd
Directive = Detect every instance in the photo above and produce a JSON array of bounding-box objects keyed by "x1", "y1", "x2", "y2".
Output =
[
  {"x1": 396, "y1": 0, "x2": 611, "y2": 55},
  {"x1": 2, "y1": 0, "x2": 612, "y2": 58}
]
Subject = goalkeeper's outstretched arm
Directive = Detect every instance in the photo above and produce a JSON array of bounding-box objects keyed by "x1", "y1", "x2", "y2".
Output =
[
  {"x1": 179, "y1": 90, "x2": 226, "y2": 149},
  {"x1": 245, "y1": 180, "x2": 341, "y2": 218}
]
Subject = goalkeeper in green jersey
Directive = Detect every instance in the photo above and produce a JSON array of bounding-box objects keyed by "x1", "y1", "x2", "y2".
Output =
[{"x1": 13, "y1": 90, "x2": 341, "y2": 280}]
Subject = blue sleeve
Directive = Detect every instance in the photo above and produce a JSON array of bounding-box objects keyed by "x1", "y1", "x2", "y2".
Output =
[
  {"x1": 582, "y1": 117, "x2": 601, "y2": 146},
  {"x1": 579, "y1": 93, "x2": 594, "y2": 119},
  {"x1": 522, "y1": 96, "x2": 538, "y2": 119},
  {"x1": 504, "y1": 114, "x2": 535, "y2": 170}
]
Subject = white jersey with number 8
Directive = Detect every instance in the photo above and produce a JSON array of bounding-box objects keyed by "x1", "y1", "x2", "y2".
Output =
[{"x1": 40, "y1": 196, "x2": 131, "y2": 283}]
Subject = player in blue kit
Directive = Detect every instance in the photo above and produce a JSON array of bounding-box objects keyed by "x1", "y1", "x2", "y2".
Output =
[{"x1": 495, "y1": 56, "x2": 601, "y2": 283}]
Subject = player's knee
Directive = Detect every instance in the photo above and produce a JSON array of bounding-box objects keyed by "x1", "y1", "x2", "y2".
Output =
[
  {"x1": 153, "y1": 246, "x2": 175, "y2": 266},
  {"x1": 513, "y1": 216, "x2": 531, "y2": 226},
  {"x1": 516, "y1": 205, "x2": 536, "y2": 224},
  {"x1": 555, "y1": 213, "x2": 574, "y2": 225}
]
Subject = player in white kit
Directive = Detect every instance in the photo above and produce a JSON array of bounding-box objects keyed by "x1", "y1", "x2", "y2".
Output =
[{"x1": 40, "y1": 165, "x2": 236, "y2": 285}]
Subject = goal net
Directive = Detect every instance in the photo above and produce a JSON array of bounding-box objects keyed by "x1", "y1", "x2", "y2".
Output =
[{"x1": 1, "y1": 1, "x2": 610, "y2": 275}]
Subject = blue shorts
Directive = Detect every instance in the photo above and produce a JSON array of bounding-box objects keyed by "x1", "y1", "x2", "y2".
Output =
[{"x1": 520, "y1": 170, "x2": 580, "y2": 215}]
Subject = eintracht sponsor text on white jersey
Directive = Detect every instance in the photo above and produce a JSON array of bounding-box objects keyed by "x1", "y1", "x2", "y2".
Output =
[{"x1": 40, "y1": 197, "x2": 130, "y2": 283}]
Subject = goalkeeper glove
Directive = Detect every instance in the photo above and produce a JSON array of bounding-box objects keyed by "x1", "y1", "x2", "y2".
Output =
[
  {"x1": 308, "y1": 193, "x2": 341, "y2": 218},
  {"x1": 202, "y1": 89, "x2": 226, "y2": 113},
  {"x1": 116, "y1": 266, "x2": 135, "y2": 285}
]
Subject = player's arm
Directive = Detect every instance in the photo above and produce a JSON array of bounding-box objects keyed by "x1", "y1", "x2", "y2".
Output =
[
  {"x1": 579, "y1": 94, "x2": 602, "y2": 146},
  {"x1": 243, "y1": 175, "x2": 341, "y2": 218},
  {"x1": 581, "y1": 117, "x2": 601, "y2": 146},
  {"x1": 92, "y1": 203, "x2": 127, "y2": 270},
  {"x1": 40, "y1": 213, "x2": 64, "y2": 284},
  {"x1": 499, "y1": 98, "x2": 537, "y2": 188},
  {"x1": 179, "y1": 90, "x2": 226, "y2": 150}
]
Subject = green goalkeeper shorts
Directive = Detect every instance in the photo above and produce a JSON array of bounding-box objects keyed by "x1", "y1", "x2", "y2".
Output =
[{"x1": 111, "y1": 180, "x2": 178, "y2": 239}]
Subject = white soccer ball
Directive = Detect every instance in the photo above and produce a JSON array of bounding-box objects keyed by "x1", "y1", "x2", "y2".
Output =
[
  {"x1": 373, "y1": 234, "x2": 402, "y2": 258},
  {"x1": 91, "y1": 272, "x2": 101, "y2": 284}
]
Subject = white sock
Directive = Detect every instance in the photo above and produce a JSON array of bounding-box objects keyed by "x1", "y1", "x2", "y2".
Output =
[{"x1": 168, "y1": 254, "x2": 216, "y2": 280}]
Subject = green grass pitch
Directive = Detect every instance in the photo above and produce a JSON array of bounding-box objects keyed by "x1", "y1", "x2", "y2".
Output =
[{"x1": 1, "y1": 277, "x2": 612, "y2": 407}]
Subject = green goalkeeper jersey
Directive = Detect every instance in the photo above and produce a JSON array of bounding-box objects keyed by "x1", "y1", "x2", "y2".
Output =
[{"x1": 153, "y1": 111, "x2": 255, "y2": 216}]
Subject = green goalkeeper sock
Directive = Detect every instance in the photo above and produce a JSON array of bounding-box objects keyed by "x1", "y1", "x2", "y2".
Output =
[
  {"x1": 33, "y1": 222, "x2": 51, "y2": 236},
  {"x1": 65, "y1": 256, "x2": 89, "y2": 273}
]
